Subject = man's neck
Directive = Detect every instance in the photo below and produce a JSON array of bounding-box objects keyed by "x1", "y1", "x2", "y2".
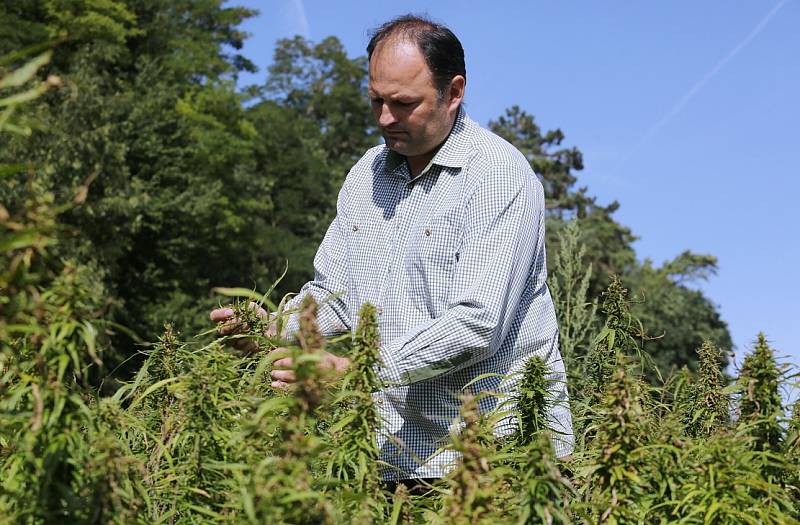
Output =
[
  {"x1": 404, "y1": 109, "x2": 460, "y2": 179},
  {"x1": 406, "y1": 149, "x2": 437, "y2": 179}
]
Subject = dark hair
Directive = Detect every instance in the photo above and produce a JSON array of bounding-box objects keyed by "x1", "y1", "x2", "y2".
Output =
[{"x1": 367, "y1": 15, "x2": 466, "y2": 98}]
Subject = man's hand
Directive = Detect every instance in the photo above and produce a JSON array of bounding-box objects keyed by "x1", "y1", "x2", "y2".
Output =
[
  {"x1": 209, "y1": 302, "x2": 274, "y2": 352},
  {"x1": 269, "y1": 348, "x2": 350, "y2": 391}
]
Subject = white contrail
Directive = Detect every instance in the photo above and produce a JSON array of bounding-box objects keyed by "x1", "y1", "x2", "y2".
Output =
[
  {"x1": 292, "y1": 0, "x2": 311, "y2": 38},
  {"x1": 613, "y1": 0, "x2": 789, "y2": 172}
]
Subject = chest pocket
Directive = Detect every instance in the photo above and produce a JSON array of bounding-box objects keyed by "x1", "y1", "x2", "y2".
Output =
[
  {"x1": 345, "y1": 218, "x2": 390, "y2": 307},
  {"x1": 406, "y1": 214, "x2": 462, "y2": 318}
]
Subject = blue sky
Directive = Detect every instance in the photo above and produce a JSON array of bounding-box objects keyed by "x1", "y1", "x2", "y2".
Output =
[{"x1": 233, "y1": 1, "x2": 799, "y2": 396}]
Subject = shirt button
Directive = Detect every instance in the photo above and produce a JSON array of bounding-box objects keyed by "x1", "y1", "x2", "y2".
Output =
[
  {"x1": 352, "y1": 224, "x2": 359, "y2": 232},
  {"x1": 424, "y1": 228, "x2": 431, "y2": 236}
]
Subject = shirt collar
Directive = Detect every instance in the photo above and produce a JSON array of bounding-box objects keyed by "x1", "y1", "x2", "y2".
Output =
[{"x1": 384, "y1": 105, "x2": 473, "y2": 178}]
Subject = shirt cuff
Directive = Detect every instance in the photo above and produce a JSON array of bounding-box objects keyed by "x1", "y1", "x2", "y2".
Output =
[{"x1": 377, "y1": 345, "x2": 405, "y2": 385}]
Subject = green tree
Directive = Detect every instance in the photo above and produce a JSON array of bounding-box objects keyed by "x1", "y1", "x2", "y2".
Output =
[
  {"x1": 626, "y1": 252, "x2": 733, "y2": 377},
  {"x1": 1, "y1": 2, "x2": 276, "y2": 367},
  {"x1": 265, "y1": 35, "x2": 378, "y2": 185},
  {"x1": 246, "y1": 36, "x2": 380, "y2": 296},
  {"x1": 1, "y1": 6, "x2": 383, "y2": 370},
  {"x1": 1, "y1": 0, "x2": 733, "y2": 385}
]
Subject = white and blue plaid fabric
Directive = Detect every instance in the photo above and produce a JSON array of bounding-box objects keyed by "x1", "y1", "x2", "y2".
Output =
[{"x1": 284, "y1": 107, "x2": 574, "y2": 480}]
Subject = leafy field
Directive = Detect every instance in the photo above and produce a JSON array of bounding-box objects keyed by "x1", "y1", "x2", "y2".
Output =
[{"x1": 2, "y1": 172, "x2": 798, "y2": 523}]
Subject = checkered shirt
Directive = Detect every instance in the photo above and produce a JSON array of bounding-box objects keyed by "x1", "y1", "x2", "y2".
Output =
[{"x1": 284, "y1": 107, "x2": 574, "y2": 480}]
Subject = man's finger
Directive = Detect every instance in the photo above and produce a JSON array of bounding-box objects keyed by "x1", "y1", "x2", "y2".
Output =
[
  {"x1": 209, "y1": 308, "x2": 234, "y2": 322},
  {"x1": 272, "y1": 357, "x2": 293, "y2": 369},
  {"x1": 271, "y1": 369, "x2": 296, "y2": 382},
  {"x1": 247, "y1": 301, "x2": 269, "y2": 319},
  {"x1": 271, "y1": 380, "x2": 294, "y2": 392}
]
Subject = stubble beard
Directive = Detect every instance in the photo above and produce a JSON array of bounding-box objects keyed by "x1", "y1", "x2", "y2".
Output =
[
  {"x1": 382, "y1": 101, "x2": 451, "y2": 157},
  {"x1": 382, "y1": 131, "x2": 417, "y2": 156}
]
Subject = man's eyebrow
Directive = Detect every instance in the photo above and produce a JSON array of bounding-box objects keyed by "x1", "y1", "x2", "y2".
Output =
[{"x1": 368, "y1": 91, "x2": 417, "y2": 101}]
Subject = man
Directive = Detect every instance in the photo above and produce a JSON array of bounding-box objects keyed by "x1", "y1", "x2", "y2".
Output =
[{"x1": 211, "y1": 15, "x2": 573, "y2": 484}]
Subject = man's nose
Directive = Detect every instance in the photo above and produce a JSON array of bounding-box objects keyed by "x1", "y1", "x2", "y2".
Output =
[{"x1": 377, "y1": 103, "x2": 397, "y2": 128}]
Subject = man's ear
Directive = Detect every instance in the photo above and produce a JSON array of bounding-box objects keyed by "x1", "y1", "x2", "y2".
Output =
[{"x1": 447, "y1": 75, "x2": 466, "y2": 112}]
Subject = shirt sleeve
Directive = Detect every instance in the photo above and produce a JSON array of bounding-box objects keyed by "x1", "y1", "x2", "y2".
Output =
[
  {"x1": 282, "y1": 183, "x2": 352, "y2": 338},
  {"x1": 379, "y1": 162, "x2": 545, "y2": 385}
]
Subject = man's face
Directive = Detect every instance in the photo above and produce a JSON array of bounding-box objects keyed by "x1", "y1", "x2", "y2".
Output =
[{"x1": 368, "y1": 39, "x2": 460, "y2": 159}]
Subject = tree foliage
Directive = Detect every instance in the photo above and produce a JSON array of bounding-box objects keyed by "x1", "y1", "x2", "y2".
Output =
[
  {"x1": 0, "y1": 2, "x2": 376, "y2": 373},
  {"x1": 0, "y1": 3, "x2": 732, "y2": 383}
]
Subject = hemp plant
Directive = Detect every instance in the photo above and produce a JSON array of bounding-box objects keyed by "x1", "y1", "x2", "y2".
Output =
[
  {"x1": 668, "y1": 365, "x2": 694, "y2": 421},
  {"x1": 326, "y1": 303, "x2": 387, "y2": 521},
  {"x1": 585, "y1": 277, "x2": 644, "y2": 400},
  {"x1": 0, "y1": 147, "x2": 115, "y2": 520},
  {"x1": 234, "y1": 295, "x2": 339, "y2": 524},
  {"x1": 668, "y1": 432, "x2": 797, "y2": 523},
  {"x1": 785, "y1": 399, "x2": 800, "y2": 503},
  {"x1": 738, "y1": 333, "x2": 784, "y2": 453},
  {"x1": 684, "y1": 340, "x2": 730, "y2": 437},
  {"x1": 512, "y1": 432, "x2": 574, "y2": 525},
  {"x1": 549, "y1": 219, "x2": 597, "y2": 389},
  {"x1": 0, "y1": 49, "x2": 131, "y2": 522},
  {"x1": 788, "y1": 399, "x2": 800, "y2": 456},
  {"x1": 583, "y1": 352, "x2": 651, "y2": 524},
  {"x1": 74, "y1": 398, "x2": 146, "y2": 524},
  {"x1": 514, "y1": 355, "x2": 551, "y2": 446},
  {"x1": 0, "y1": 262, "x2": 114, "y2": 522},
  {"x1": 438, "y1": 393, "x2": 505, "y2": 525},
  {"x1": 577, "y1": 276, "x2": 650, "y2": 447},
  {"x1": 387, "y1": 483, "x2": 416, "y2": 525},
  {"x1": 509, "y1": 355, "x2": 574, "y2": 523},
  {"x1": 120, "y1": 327, "x2": 249, "y2": 520}
]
